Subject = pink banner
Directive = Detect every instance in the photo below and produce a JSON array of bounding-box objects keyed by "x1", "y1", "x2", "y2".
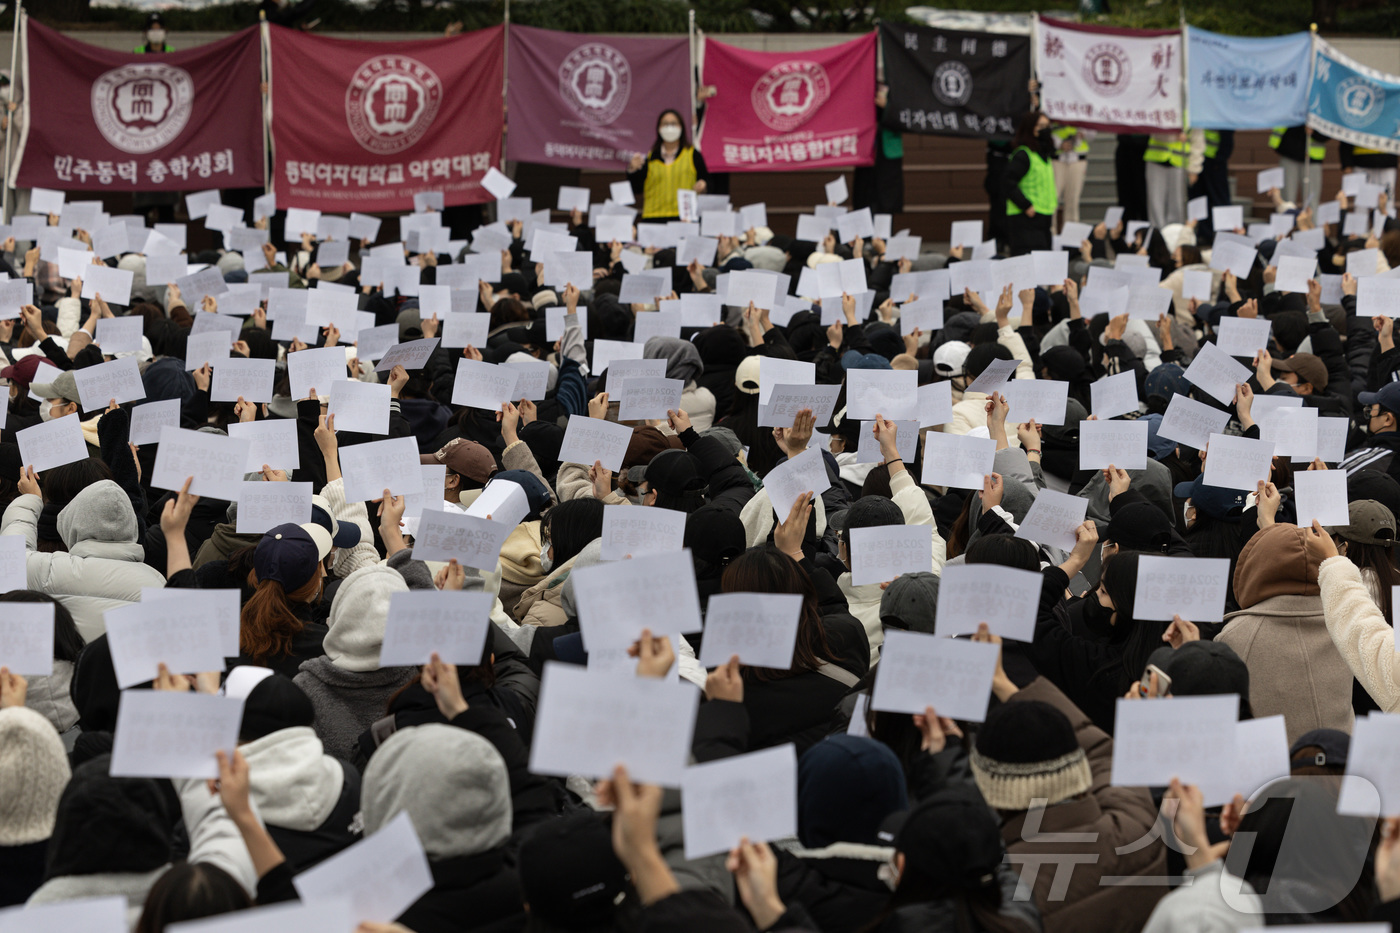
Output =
[
  {"x1": 14, "y1": 21, "x2": 264, "y2": 191},
  {"x1": 267, "y1": 25, "x2": 504, "y2": 213},
  {"x1": 698, "y1": 34, "x2": 877, "y2": 172},
  {"x1": 507, "y1": 26, "x2": 691, "y2": 170}
]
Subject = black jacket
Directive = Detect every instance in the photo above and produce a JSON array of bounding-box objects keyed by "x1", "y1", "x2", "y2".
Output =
[
  {"x1": 395, "y1": 848, "x2": 525, "y2": 933},
  {"x1": 266, "y1": 759, "x2": 362, "y2": 873}
]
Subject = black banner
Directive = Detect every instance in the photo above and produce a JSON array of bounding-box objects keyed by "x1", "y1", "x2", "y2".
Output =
[{"x1": 879, "y1": 21, "x2": 1032, "y2": 139}]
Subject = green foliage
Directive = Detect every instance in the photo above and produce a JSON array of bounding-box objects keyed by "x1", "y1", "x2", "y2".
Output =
[{"x1": 27, "y1": 0, "x2": 1400, "y2": 37}]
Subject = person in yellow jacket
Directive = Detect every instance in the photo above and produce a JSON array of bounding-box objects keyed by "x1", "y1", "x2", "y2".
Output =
[
  {"x1": 1051, "y1": 123, "x2": 1091, "y2": 228},
  {"x1": 626, "y1": 109, "x2": 710, "y2": 221},
  {"x1": 1003, "y1": 111, "x2": 1057, "y2": 256},
  {"x1": 1142, "y1": 127, "x2": 1205, "y2": 230}
]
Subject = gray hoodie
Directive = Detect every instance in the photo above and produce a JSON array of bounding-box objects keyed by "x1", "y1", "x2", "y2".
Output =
[
  {"x1": 0, "y1": 482, "x2": 165, "y2": 642},
  {"x1": 294, "y1": 565, "x2": 417, "y2": 762}
]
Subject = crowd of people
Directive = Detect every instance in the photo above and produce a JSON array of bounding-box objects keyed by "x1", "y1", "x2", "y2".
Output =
[{"x1": 4, "y1": 94, "x2": 1400, "y2": 933}]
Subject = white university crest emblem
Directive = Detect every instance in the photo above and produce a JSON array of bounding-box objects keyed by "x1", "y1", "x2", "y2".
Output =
[
  {"x1": 751, "y1": 60, "x2": 830, "y2": 132},
  {"x1": 558, "y1": 43, "x2": 631, "y2": 125},
  {"x1": 345, "y1": 54, "x2": 443, "y2": 154},
  {"x1": 91, "y1": 63, "x2": 194, "y2": 154},
  {"x1": 1337, "y1": 75, "x2": 1385, "y2": 129}
]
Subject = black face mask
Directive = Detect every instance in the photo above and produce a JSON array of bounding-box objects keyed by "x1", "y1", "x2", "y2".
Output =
[
  {"x1": 1037, "y1": 128, "x2": 1055, "y2": 153},
  {"x1": 1080, "y1": 593, "x2": 1116, "y2": 638}
]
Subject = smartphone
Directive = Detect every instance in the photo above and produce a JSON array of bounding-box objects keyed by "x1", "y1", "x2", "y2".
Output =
[{"x1": 1138, "y1": 664, "x2": 1172, "y2": 697}]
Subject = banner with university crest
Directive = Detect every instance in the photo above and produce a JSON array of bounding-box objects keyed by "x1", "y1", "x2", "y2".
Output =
[{"x1": 878, "y1": 21, "x2": 1031, "y2": 139}]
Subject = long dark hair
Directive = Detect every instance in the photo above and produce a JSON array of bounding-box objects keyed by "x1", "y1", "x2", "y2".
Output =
[
  {"x1": 1097, "y1": 552, "x2": 1170, "y2": 693},
  {"x1": 545, "y1": 497, "x2": 605, "y2": 568},
  {"x1": 135, "y1": 862, "x2": 252, "y2": 933},
  {"x1": 1344, "y1": 539, "x2": 1400, "y2": 622},
  {"x1": 720, "y1": 546, "x2": 836, "y2": 682},
  {"x1": 1011, "y1": 110, "x2": 1046, "y2": 153},
  {"x1": 649, "y1": 109, "x2": 690, "y2": 162}
]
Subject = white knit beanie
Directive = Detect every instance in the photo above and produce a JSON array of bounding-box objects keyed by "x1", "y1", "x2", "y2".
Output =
[{"x1": 0, "y1": 707, "x2": 71, "y2": 844}]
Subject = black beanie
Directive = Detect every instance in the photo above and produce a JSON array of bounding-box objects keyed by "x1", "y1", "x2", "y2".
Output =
[
  {"x1": 970, "y1": 699, "x2": 1092, "y2": 810},
  {"x1": 240, "y1": 674, "x2": 316, "y2": 741},
  {"x1": 45, "y1": 755, "x2": 173, "y2": 880},
  {"x1": 963, "y1": 342, "x2": 1013, "y2": 381}
]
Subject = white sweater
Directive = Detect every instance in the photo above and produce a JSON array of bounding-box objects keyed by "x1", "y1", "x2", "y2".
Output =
[{"x1": 1318, "y1": 555, "x2": 1400, "y2": 711}]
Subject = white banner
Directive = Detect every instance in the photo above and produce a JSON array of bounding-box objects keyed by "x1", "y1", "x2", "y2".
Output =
[{"x1": 1035, "y1": 18, "x2": 1183, "y2": 133}]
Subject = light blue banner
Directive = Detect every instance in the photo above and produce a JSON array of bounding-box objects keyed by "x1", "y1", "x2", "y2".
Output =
[
  {"x1": 1309, "y1": 37, "x2": 1400, "y2": 154},
  {"x1": 1187, "y1": 27, "x2": 1311, "y2": 129}
]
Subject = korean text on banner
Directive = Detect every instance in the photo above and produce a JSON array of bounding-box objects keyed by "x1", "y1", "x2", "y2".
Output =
[
  {"x1": 1035, "y1": 19, "x2": 1183, "y2": 133},
  {"x1": 14, "y1": 21, "x2": 264, "y2": 191},
  {"x1": 1308, "y1": 37, "x2": 1400, "y2": 155},
  {"x1": 506, "y1": 27, "x2": 691, "y2": 170},
  {"x1": 698, "y1": 33, "x2": 877, "y2": 173},
  {"x1": 1185, "y1": 27, "x2": 1311, "y2": 130},
  {"x1": 878, "y1": 22, "x2": 1031, "y2": 140},
  {"x1": 266, "y1": 24, "x2": 505, "y2": 212}
]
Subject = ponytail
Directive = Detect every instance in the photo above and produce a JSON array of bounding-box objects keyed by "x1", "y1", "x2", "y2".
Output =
[{"x1": 240, "y1": 571, "x2": 320, "y2": 662}]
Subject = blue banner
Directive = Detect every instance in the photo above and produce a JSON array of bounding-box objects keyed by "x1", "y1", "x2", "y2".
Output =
[
  {"x1": 1187, "y1": 27, "x2": 1311, "y2": 129},
  {"x1": 1308, "y1": 37, "x2": 1400, "y2": 155}
]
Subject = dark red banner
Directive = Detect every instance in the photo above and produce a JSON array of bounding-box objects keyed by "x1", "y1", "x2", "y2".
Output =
[
  {"x1": 14, "y1": 20, "x2": 264, "y2": 191},
  {"x1": 267, "y1": 25, "x2": 504, "y2": 212}
]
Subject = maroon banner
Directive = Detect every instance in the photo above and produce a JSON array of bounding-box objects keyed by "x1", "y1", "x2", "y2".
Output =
[
  {"x1": 13, "y1": 21, "x2": 264, "y2": 191},
  {"x1": 268, "y1": 25, "x2": 504, "y2": 213},
  {"x1": 506, "y1": 25, "x2": 691, "y2": 170},
  {"x1": 698, "y1": 34, "x2": 877, "y2": 172}
]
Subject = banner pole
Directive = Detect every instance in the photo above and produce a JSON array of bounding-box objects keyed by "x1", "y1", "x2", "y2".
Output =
[
  {"x1": 259, "y1": 13, "x2": 271, "y2": 196},
  {"x1": 688, "y1": 9, "x2": 698, "y2": 141},
  {"x1": 3, "y1": 4, "x2": 21, "y2": 222},
  {"x1": 1302, "y1": 23, "x2": 1317, "y2": 210},
  {"x1": 1178, "y1": 12, "x2": 1189, "y2": 229},
  {"x1": 501, "y1": 0, "x2": 510, "y2": 171}
]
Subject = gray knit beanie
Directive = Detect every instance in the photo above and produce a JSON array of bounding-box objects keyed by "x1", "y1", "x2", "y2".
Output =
[{"x1": 0, "y1": 707, "x2": 71, "y2": 844}]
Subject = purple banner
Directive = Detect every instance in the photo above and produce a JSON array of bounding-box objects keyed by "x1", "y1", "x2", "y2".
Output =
[{"x1": 506, "y1": 25, "x2": 692, "y2": 170}]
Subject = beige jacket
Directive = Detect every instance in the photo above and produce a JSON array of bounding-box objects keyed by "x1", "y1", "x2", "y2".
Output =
[{"x1": 1217, "y1": 593, "x2": 1355, "y2": 744}]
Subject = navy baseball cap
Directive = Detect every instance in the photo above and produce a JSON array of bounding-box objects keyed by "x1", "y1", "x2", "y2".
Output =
[
  {"x1": 493, "y1": 470, "x2": 552, "y2": 517},
  {"x1": 309, "y1": 495, "x2": 361, "y2": 549},
  {"x1": 1173, "y1": 474, "x2": 1248, "y2": 521},
  {"x1": 1359, "y1": 382, "x2": 1400, "y2": 416},
  {"x1": 253, "y1": 524, "x2": 324, "y2": 590}
]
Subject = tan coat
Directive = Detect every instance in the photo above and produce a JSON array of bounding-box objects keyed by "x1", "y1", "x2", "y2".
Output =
[
  {"x1": 998, "y1": 678, "x2": 1166, "y2": 933},
  {"x1": 1216, "y1": 524, "x2": 1354, "y2": 744}
]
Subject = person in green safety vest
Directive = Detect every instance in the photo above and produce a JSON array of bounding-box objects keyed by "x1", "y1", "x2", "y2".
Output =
[
  {"x1": 1003, "y1": 111, "x2": 1057, "y2": 256},
  {"x1": 134, "y1": 12, "x2": 173, "y2": 54},
  {"x1": 1269, "y1": 126, "x2": 1328, "y2": 211},
  {"x1": 1142, "y1": 128, "x2": 1204, "y2": 230},
  {"x1": 1050, "y1": 123, "x2": 1091, "y2": 228}
]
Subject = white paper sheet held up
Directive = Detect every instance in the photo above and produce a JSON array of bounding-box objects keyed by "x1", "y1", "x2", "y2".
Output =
[
  {"x1": 697, "y1": 593, "x2": 803, "y2": 670},
  {"x1": 379, "y1": 590, "x2": 493, "y2": 666},
  {"x1": 871, "y1": 631, "x2": 998, "y2": 721},
  {"x1": 110, "y1": 691, "x2": 243, "y2": 779},
  {"x1": 681, "y1": 745, "x2": 799, "y2": 859},
  {"x1": 1132, "y1": 555, "x2": 1232, "y2": 622}
]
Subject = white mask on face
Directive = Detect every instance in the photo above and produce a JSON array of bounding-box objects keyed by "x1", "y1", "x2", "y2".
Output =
[
  {"x1": 40, "y1": 400, "x2": 60, "y2": 423},
  {"x1": 659, "y1": 124, "x2": 682, "y2": 143},
  {"x1": 147, "y1": 29, "x2": 166, "y2": 45},
  {"x1": 539, "y1": 543, "x2": 553, "y2": 574}
]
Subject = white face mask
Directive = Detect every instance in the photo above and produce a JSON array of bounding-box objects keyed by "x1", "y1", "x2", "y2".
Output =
[
  {"x1": 539, "y1": 544, "x2": 553, "y2": 574},
  {"x1": 40, "y1": 400, "x2": 61, "y2": 423},
  {"x1": 147, "y1": 29, "x2": 166, "y2": 45},
  {"x1": 659, "y1": 124, "x2": 682, "y2": 143}
]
